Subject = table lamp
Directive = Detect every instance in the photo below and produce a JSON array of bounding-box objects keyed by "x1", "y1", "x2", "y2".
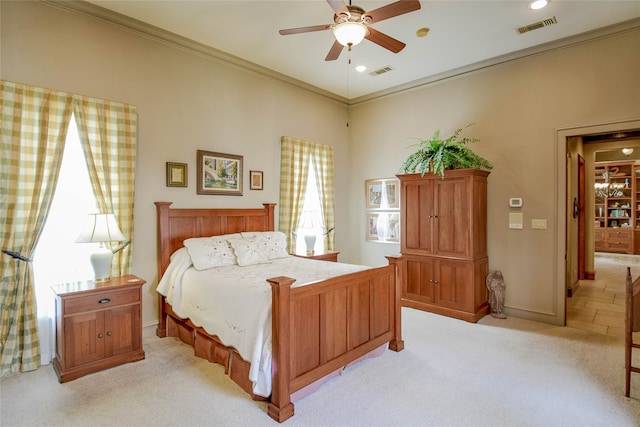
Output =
[{"x1": 76, "y1": 213, "x2": 126, "y2": 281}]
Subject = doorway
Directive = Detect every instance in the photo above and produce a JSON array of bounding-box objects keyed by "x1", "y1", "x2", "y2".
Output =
[
  {"x1": 562, "y1": 121, "x2": 640, "y2": 326},
  {"x1": 555, "y1": 118, "x2": 640, "y2": 325}
]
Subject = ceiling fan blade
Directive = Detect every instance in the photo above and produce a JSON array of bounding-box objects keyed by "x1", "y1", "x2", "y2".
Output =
[
  {"x1": 325, "y1": 40, "x2": 344, "y2": 61},
  {"x1": 365, "y1": 27, "x2": 406, "y2": 53},
  {"x1": 365, "y1": 0, "x2": 421, "y2": 23},
  {"x1": 279, "y1": 24, "x2": 333, "y2": 35},
  {"x1": 326, "y1": 0, "x2": 349, "y2": 16}
]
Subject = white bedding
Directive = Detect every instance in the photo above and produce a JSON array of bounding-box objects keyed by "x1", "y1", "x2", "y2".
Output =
[{"x1": 156, "y1": 248, "x2": 369, "y2": 397}]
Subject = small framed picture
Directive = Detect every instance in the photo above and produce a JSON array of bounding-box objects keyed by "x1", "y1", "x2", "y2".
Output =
[
  {"x1": 166, "y1": 162, "x2": 187, "y2": 187},
  {"x1": 196, "y1": 150, "x2": 243, "y2": 196},
  {"x1": 366, "y1": 211, "x2": 400, "y2": 243},
  {"x1": 250, "y1": 170, "x2": 263, "y2": 190},
  {"x1": 365, "y1": 178, "x2": 400, "y2": 209}
]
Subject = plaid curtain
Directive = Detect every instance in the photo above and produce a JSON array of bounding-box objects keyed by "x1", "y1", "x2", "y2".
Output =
[
  {"x1": 279, "y1": 136, "x2": 335, "y2": 253},
  {"x1": 310, "y1": 142, "x2": 335, "y2": 250},
  {"x1": 73, "y1": 99, "x2": 137, "y2": 276},
  {"x1": 0, "y1": 81, "x2": 73, "y2": 375}
]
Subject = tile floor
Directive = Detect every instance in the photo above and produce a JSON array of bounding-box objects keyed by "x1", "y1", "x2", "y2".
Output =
[{"x1": 567, "y1": 252, "x2": 640, "y2": 337}]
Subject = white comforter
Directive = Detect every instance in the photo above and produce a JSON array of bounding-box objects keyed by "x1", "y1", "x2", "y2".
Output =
[{"x1": 156, "y1": 248, "x2": 369, "y2": 397}]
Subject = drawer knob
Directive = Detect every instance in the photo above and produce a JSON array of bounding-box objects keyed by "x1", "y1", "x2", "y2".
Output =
[
  {"x1": 98, "y1": 298, "x2": 111, "y2": 304},
  {"x1": 98, "y1": 333, "x2": 103, "y2": 339},
  {"x1": 107, "y1": 331, "x2": 112, "y2": 337}
]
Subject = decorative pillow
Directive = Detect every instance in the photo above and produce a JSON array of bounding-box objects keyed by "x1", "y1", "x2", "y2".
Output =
[
  {"x1": 240, "y1": 231, "x2": 289, "y2": 259},
  {"x1": 228, "y1": 237, "x2": 270, "y2": 266},
  {"x1": 183, "y1": 234, "x2": 241, "y2": 270}
]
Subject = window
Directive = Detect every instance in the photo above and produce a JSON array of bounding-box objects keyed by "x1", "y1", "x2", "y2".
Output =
[
  {"x1": 33, "y1": 114, "x2": 98, "y2": 364},
  {"x1": 278, "y1": 137, "x2": 335, "y2": 255},
  {"x1": 295, "y1": 160, "x2": 326, "y2": 254}
]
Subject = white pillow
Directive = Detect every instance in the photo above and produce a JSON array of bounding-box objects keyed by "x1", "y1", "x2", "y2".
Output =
[
  {"x1": 228, "y1": 237, "x2": 270, "y2": 266},
  {"x1": 183, "y1": 234, "x2": 241, "y2": 270},
  {"x1": 240, "y1": 231, "x2": 289, "y2": 259}
]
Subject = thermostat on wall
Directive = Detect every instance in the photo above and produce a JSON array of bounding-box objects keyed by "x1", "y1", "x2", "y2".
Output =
[{"x1": 509, "y1": 198, "x2": 523, "y2": 208}]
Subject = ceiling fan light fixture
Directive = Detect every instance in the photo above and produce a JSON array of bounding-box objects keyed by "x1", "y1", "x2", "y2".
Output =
[{"x1": 333, "y1": 21, "x2": 368, "y2": 47}]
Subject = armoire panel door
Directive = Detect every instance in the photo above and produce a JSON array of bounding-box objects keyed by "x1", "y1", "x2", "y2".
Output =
[
  {"x1": 434, "y1": 178, "x2": 471, "y2": 259},
  {"x1": 435, "y1": 259, "x2": 473, "y2": 312},
  {"x1": 404, "y1": 258, "x2": 436, "y2": 304}
]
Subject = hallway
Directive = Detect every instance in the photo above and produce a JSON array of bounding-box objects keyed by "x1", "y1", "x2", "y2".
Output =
[{"x1": 567, "y1": 252, "x2": 640, "y2": 337}]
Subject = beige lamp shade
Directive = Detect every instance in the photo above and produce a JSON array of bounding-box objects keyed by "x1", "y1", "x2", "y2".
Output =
[{"x1": 76, "y1": 213, "x2": 126, "y2": 243}]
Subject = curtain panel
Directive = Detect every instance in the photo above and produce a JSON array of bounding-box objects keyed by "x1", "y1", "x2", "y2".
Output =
[
  {"x1": 73, "y1": 98, "x2": 138, "y2": 275},
  {"x1": 279, "y1": 136, "x2": 335, "y2": 253},
  {"x1": 0, "y1": 80, "x2": 137, "y2": 375},
  {"x1": 0, "y1": 81, "x2": 73, "y2": 375}
]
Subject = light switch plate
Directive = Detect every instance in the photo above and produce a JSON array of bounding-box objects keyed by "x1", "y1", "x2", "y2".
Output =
[{"x1": 532, "y1": 219, "x2": 547, "y2": 229}]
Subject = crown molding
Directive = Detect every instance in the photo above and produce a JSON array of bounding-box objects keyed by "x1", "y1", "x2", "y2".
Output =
[
  {"x1": 43, "y1": 0, "x2": 349, "y2": 105},
  {"x1": 43, "y1": 1, "x2": 639, "y2": 107},
  {"x1": 350, "y1": 17, "x2": 640, "y2": 106}
]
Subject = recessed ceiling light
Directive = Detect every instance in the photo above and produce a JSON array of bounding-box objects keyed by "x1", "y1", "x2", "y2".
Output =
[
  {"x1": 529, "y1": 0, "x2": 549, "y2": 10},
  {"x1": 355, "y1": 65, "x2": 367, "y2": 72},
  {"x1": 416, "y1": 27, "x2": 430, "y2": 38}
]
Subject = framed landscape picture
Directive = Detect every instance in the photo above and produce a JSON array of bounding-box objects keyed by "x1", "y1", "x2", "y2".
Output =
[
  {"x1": 365, "y1": 178, "x2": 399, "y2": 209},
  {"x1": 366, "y1": 211, "x2": 400, "y2": 243},
  {"x1": 196, "y1": 150, "x2": 243, "y2": 195}
]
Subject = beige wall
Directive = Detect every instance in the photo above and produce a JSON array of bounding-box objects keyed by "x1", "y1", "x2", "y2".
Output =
[
  {"x1": 3, "y1": 1, "x2": 640, "y2": 327},
  {"x1": 1, "y1": 1, "x2": 349, "y2": 329},
  {"x1": 348, "y1": 27, "x2": 640, "y2": 324}
]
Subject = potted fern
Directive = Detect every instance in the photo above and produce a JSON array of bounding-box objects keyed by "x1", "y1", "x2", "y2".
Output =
[{"x1": 399, "y1": 124, "x2": 492, "y2": 178}]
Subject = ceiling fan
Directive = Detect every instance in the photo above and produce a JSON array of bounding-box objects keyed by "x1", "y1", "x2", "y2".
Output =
[{"x1": 279, "y1": 0, "x2": 421, "y2": 61}]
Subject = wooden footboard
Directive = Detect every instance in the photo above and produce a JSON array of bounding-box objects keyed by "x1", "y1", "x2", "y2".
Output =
[{"x1": 268, "y1": 263, "x2": 403, "y2": 422}]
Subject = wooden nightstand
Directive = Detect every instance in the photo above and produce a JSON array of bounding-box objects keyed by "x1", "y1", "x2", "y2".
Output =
[
  {"x1": 52, "y1": 275, "x2": 146, "y2": 383},
  {"x1": 293, "y1": 250, "x2": 340, "y2": 262}
]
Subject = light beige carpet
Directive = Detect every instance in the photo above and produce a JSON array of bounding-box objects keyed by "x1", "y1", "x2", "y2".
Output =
[{"x1": 2, "y1": 307, "x2": 640, "y2": 426}]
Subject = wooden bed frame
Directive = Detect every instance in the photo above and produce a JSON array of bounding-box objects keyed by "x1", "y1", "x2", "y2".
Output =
[{"x1": 155, "y1": 202, "x2": 404, "y2": 422}]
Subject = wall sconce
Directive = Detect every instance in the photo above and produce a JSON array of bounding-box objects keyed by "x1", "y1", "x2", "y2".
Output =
[{"x1": 622, "y1": 148, "x2": 634, "y2": 157}]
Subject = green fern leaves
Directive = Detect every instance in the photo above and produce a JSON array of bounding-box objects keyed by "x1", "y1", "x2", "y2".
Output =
[{"x1": 400, "y1": 124, "x2": 493, "y2": 178}]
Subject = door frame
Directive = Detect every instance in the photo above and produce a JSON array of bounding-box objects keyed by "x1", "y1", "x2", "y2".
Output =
[{"x1": 557, "y1": 118, "x2": 640, "y2": 326}]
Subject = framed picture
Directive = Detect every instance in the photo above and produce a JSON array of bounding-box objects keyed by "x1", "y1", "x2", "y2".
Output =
[
  {"x1": 366, "y1": 211, "x2": 400, "y2": 243},
  {"x1": 365, "y1": 178, "x2": 400, "y2": 209},
  {"x1": 250, "y1": 170, "x2": 263, "y2": 190},
  {"x1": 166, "y1": 162, "x2": 187, "y2": 187},
  {"x1": 196, "y1": 150, "x2": 243, "y2": 195}
]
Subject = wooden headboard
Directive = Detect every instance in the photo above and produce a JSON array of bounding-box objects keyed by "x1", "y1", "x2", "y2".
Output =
[{"x1": 155, "y1": 202, "x2": 276, "y2": 278}]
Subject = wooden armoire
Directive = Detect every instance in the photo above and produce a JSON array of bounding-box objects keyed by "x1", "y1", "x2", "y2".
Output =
[{"x1": 396, "y1": 169, "x2": 490, "y2": 322}]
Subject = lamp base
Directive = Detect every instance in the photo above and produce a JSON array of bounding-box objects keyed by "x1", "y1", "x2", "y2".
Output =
[
  {"x1": 90, "y1": 246, "x2": 114, "y2": 282},
  {"x1": 304, "y1": 234, "x2": 316, "y2": 255}
]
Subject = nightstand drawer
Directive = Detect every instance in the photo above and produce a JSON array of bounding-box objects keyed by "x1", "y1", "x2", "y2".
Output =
[{"x1": 64, "y1": 288, "x2": 139, "y2": 315}]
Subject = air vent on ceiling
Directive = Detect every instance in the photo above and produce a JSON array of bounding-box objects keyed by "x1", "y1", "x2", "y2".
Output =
[
  {"x1": 369, "y1": 66, "x2": 394, "y2": 76},
  {"x1": 517, "y1": 16, "x2": 557, "y2": 34}
]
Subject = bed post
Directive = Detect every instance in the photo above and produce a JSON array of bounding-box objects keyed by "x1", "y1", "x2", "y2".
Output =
[
  {"x1": 386, "y1": 255, "x2": 405, "y2": 352},
  {"x1": 267, "y1": 276, "x2": 296, "y2": 423},
  {"x1": 155, "y1": 202, "x2": 172, "y2": 338},
  {"x1": 263, "y1": 203, "x2": 276, "y2": 231}
]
